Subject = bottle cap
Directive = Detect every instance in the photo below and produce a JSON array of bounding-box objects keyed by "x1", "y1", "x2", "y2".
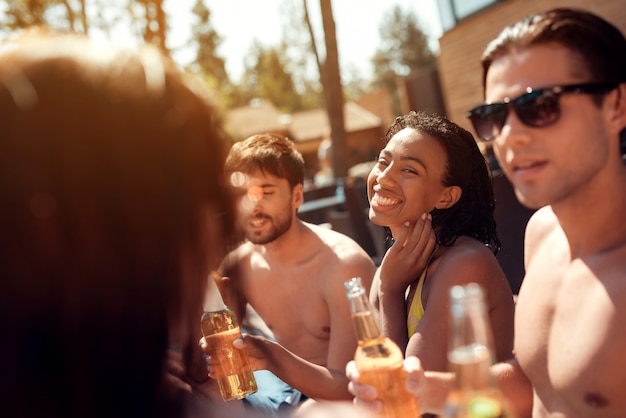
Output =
[{"x1": 344, "y1": 277, "x2": 365, "y2": 297}]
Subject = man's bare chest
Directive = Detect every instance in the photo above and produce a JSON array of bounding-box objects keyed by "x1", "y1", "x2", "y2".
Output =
[
  {"x1": 241, "y1": 266, "x2": 331, "y2": 337},
  {"x1": 516, "y1": 262, "x2": 626, "y2": 416}
]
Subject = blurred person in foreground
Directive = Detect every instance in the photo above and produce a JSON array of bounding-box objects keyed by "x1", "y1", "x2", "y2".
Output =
[
  {"x1": 348, "y1": 8, "x2": 626, "y2": 418},
  {"x1": 0, "y1": 30, "x2": 240, "y2": 418},
  {"x1": 204, "y1": 133, "x2": 377, "y2": 417}
]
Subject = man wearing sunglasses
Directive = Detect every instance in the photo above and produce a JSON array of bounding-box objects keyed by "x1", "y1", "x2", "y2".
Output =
[{"x1": 348, "y1": 8, "x2": 626, "y2": 418}]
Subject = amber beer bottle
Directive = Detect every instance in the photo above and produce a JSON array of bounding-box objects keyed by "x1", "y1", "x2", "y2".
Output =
[
  {"x1": 444, "y1": 283, "x2": 511, "y2": 418},
  {"x1": 201, "y1": 272, "x2": 257, "y2": 401},
  {"x1": 345, "y1": 277, "x2": 420, "y2": 418}
]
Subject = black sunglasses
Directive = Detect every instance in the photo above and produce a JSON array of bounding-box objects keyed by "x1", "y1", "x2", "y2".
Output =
[{"x1": 466, "y1": 82, "x2": 617, "y2": 141}]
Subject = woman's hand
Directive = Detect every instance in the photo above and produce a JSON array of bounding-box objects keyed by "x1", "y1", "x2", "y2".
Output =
[
  {"x1": 347, "y1": 356, "x2": 438, "y2": 416},
  {"x1": 346, "y1": 356, "x2": 428, "y2": 413},
  {"x1": 378, "y1": 213, "x2": 437, "y2": 294},
  {"x1": 346, "y1": 360, "x2": 383, "y2": 414}
]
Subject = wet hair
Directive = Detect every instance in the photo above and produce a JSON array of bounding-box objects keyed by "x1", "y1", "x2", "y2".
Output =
[
  {"x1": 225, "y1": 132, "x2": 305, "y2": 188},
  {"x1": 481, "y1": 8, "x2": 626, "y2": 90},
  {"x1": 0, "y1": 32, "x2": 234, "y2": 417},
  {"x1": 383, "y1": 111, "x2": 500, "y2": 252}
]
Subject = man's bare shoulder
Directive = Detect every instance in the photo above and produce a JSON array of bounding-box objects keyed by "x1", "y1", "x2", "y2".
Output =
[
  {"x1": 219, "y1": 242, "x2": 254, "y2": 273},
  {"x1": 524, "y1": 206, "x2": 561, "y2": 264},
  {"x1": 305, "y1": 223, "x2": 369, "y2": 258},
  {"x1": 306, "y1": 223, "x2": 375, "y2": 263},
  {"x1": 525, "y1": 206, "x2": 558, "y2": 242},
  {"x1": 303, "y1": 223, "x2": 376, "y2": 288}
]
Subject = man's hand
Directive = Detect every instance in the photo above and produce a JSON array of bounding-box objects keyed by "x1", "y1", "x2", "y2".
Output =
[{"x1": 199, "y1": 333, "x2": 276, "y2": 379}]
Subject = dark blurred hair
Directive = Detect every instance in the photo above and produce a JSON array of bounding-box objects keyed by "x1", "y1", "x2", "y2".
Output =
[
  {"x1": 383, "y1": 111, "x2": 500, "y2": 253},
  {"x1": 225, "y1": 133, "x2": 305, "y2": 189},
  {"x1": 0, "y1": 31, "x2": 234, "y2": 418}
]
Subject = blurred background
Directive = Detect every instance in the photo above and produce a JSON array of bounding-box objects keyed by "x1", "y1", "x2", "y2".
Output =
[{"x1": 2, "y1": 0, "x2": 624, "y2": 292}]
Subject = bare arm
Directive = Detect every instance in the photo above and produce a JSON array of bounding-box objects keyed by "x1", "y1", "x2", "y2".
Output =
[
  {"x1": 406, "y1": 243, "x2": 514, "y2": 371},
  {"x1": 325, "y1": 252, "x2": 376, "y2": 370},
  {"x1": 218, "y1": 252, "x2": 248, "y2": 322},
  {"x1": 378, "y1": 216, "x2": 436, "y2": 353},
  {"x1": 233, "y1": 252, "x2": 376, "y2": 401},
  {"x1": 242, "y1": 335, "x2": 353, "y2": 400}
]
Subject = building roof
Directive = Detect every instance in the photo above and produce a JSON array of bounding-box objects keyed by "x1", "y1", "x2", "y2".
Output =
[
  {"x1": 289, "y1": 101, "x2": 382, "y2": 142},
  {"x1": 224, "y1": 98, "x2": 289, "y2": 139},
  {"x1": 224, "y1": 99, "x2": 382, "y2": 142}
]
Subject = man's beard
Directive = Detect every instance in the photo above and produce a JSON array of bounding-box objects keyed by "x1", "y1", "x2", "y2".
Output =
[{"x1": 245, "y1": 210, "x2": 292, "y2": 245}]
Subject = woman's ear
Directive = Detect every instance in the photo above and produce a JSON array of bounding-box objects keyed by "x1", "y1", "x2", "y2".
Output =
[{"x1": 435, "y1": 185, "x2": 462, "y2": 210}]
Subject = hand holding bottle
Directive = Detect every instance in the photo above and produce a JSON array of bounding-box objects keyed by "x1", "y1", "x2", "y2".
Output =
[
  {"x1": 346, "y1": 359, "x2": 383, "y2": 414},
  {"x1": 348, "y1": 355, "x2": 450, "y2": 416},
  {"x1": 199, "y1": 272, "x2": 257, "y2": 401},
  {"x1": 202, "y1": 333, "x2": 276, "y2": 376},
  {"x1": 345, "y1": 277, "x2": 421, "y2": 418}
]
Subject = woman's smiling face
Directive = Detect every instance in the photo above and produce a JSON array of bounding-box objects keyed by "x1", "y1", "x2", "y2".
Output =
[{"x1": 367, "y1": 127, "x2": 451, "y2": 235}]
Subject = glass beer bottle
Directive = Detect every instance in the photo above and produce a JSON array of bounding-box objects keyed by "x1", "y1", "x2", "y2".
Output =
[
  {"x1": 444, "y1": 283, "x2": 511, "y2": 418},
  {"x1": 344, "y1": 277, "x2": 420, "y2": 418},
  {"x1": 201, "y1": 272, "x2": 257, "y2": 401}
]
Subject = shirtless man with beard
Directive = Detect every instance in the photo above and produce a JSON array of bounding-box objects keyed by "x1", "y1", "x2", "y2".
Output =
[{"x1": 212, "y1": 133, "x2": 376, "y2": 417}]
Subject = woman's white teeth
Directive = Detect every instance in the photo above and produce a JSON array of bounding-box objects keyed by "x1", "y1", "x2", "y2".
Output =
[{"x1": 373, "y1": 194, "x2": 400, "y2": 206}]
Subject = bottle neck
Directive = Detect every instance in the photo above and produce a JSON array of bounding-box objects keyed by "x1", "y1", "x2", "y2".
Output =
[
  {"x1": 351, "y1": 311, "x2": 383, "y2": 344},
  {"x1": 203, "y1": 271, "x2": 227, "y2": 312},
  {"x1": 345, "y1": 277, "x2": 384, "y2": 344}
]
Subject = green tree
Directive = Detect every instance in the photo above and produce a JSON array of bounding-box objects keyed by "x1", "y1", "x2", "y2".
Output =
[
  {"x1": 1, "y1": 0, "x2": 88, "y2": 33},
  {"x1": 372, "y1": 5, "x2": 436, "y2": 115},
  {"x1": 239, "y1": 41, "x2": 302, "y2": 112},
  {"x1": 0, "y1": 0, "x2": 171, "y2": 59},
  {"x1": 188, "y1": 0, "x2": 228, "y2": 85},
  {"x1": 129, "y1": 0, "x2": 169, "y2": 54},
  {"x1": 279, "y1": 0, "x2": 323, "y2": 110}
]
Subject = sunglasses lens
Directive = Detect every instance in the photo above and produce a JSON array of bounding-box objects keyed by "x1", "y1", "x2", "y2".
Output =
[
  {"x1": 514, "y1": 90, "x2": 560, "y2": 127},
  {"x1": 468, "y1": 104, "x2": 508, "y2": 141}
]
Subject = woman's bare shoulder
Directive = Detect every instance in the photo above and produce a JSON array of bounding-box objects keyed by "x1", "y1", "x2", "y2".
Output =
[{"x1": 430, "y1": 236, "x2": 508, "y2": 290}]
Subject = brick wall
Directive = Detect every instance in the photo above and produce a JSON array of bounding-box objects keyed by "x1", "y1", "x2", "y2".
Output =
[{"x1": 437, "y1": 0, "x2": 626, "y2": 137}]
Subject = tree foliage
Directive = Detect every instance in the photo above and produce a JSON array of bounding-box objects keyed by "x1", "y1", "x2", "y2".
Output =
[
  {"x1": 0, "y1": 0, "x2": 170, "y2": 57},
  {"x1": 187, "y1": 0, "x2": 229, "y2": 86},
  {"x1": 133, "y1": 0, "x2": 168, "y2": 54},
  {"x1": 372, "y1": 5, "x2": 436, "y2": 115},
  {"x1": 1, "y1": 0, "x2": 88, "y2": 33},
  {"x1": 238, "y1": 41, "x2": 303, "y2": 112}
]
